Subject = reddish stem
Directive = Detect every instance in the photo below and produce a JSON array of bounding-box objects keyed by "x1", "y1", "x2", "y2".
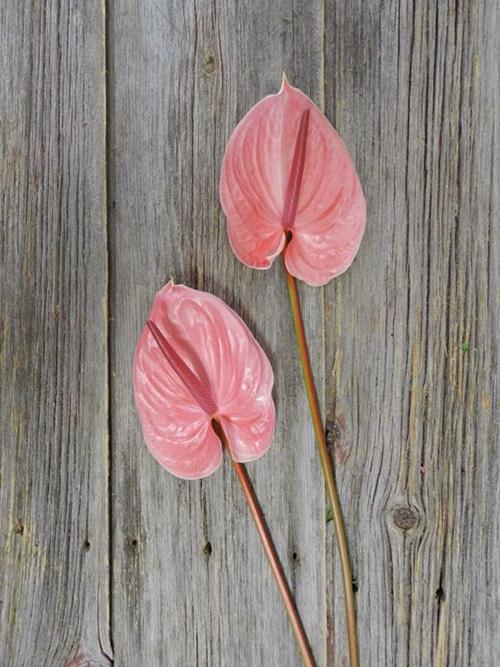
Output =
[
  {"x1": 213, "y1": 419, "x2": 316, "y2": 667},
  {"x1": 279, "y1": 102, "x2": 358, "y2": 667},
  {"x1": 281, "y1": 257, "x2": 359, "y2": 667}
]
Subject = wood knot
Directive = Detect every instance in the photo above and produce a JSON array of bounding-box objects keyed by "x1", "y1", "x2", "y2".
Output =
[
  {"x1": 13, "y1": 520, "x2": 24, "y2": 535},
  {"x1": 64, "y1": 650, "x2": 111, "y2": 667},
  {"x1": 203, "y1": 54, "x2": 216, "y2": 75},
  {"x1": 326, "y1": 415, "x2": 351, "y2": 463},
  {"x1": 391, "y1": 506, "x2": 418, "y2": 531}
]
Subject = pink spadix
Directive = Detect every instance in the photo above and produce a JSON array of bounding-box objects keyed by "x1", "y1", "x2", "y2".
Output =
[
  {"x1": 281, "y1": 108, "x2": 310, "y2": 230},
  {"x1": 146, "y1": 320, "x2": 218, "y2": 417}
]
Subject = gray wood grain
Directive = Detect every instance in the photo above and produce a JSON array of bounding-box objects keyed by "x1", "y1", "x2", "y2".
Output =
[
  {"x1": 1, "y1": 1, "x2": 498, "y2": 665},
  {"x1": 107, "y1": 2, "x2": 327, "y2": 665},
  {"x1": 0, "y1": 2, "x2": 111, "y2": 666},
  {"x1": 324, "y1": 2, "x2": 499, "y2": 665}
]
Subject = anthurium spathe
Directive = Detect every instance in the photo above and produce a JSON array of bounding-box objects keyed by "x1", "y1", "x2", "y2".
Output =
[
  {"x1": 220, "y1": 75, "x2": 366, "y2": 287},
  {"x1": 134, "y1": 282, "x2": 275, "y2": 479}
]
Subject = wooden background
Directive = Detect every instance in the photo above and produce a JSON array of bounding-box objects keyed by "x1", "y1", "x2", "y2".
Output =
[{"x1": 1, "y1": 1, "x2": 498, "y2": 665}]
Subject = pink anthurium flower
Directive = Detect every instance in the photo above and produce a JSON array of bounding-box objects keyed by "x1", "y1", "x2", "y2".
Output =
[
  {"x1": 220, "y1": 75, "x2": 366, "y2": 287},
  {"x1": 134, "y1": 282, "x2": 275, "y2": 479},
  {"x1": 220, "y1": 77, "x2": 365, "y2": 666},
  {"x1": 133, "y1": 281, "x2": 316, "y2": 665}
]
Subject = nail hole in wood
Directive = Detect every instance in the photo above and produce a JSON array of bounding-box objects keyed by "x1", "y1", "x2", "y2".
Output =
[
  {"x1": 83, "y1": 540, "x2": 91, "y2": 551},
  {"x1": 203, "y1": 541, "x2": 212, "y2": 556},
  {"x1": 435, "y1": 586, "x2": 445, "y2": 601}
]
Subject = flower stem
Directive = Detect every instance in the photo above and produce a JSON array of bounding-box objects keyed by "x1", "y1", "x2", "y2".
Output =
[
  {"x1": 281, "y1": 257, "x2": 359, "y2": 667},
  {"x1": 213, "y1": 418, "x2": 316, "y2": 667}
]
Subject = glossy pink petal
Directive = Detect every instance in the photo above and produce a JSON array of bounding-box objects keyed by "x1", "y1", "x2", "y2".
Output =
[
  {"x1": 220, "y1": 76, "x2": 366, "y2": 286},
  {"x1": 133, "y1": 283, "x2": 275, "y2": 479}
]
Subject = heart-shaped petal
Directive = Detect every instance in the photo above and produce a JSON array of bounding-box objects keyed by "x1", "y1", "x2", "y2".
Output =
[
  {"x1": 134, "y1": 283, "x2": 275, "y2": 479},
  {"x1": 220, "y1": 77, "x2": 366, "y2": 286}
]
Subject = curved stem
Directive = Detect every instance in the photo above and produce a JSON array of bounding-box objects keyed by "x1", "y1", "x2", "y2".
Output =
[
  {"x1": 281, "y1": 256, "x2": 359, "y2": 667},
  {"x1": 213, "y1": 419, "x2": 316, "y2": 667}
]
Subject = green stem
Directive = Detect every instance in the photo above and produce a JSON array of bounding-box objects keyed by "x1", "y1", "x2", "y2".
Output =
[{"x1": 282, "y1": 255, "x2": 359, "y2": 667}]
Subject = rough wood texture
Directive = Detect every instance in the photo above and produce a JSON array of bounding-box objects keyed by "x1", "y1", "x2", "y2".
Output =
[
  {"x1": 0, "y1": 2, "x2": 111, "y2": 666},
  {"x1": 107, "y1": 2, "x2": 326, "y2": 665},
  {"x1": 1, "y1": 1, "x2": 498, "y2": 666},
  {"x1": 324, "y1": 2, "x2": 499, "y2": 665}
]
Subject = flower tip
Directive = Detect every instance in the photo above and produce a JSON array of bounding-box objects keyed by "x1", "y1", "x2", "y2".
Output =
[{"x1": 280, "y1": 71, "x2": 289, "y2": 92}]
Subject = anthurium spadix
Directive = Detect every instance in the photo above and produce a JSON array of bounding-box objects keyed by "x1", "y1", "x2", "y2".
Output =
[
  {"x1": 133, "y1": 282, "x2": 315, "y2": 666},
  {"x1": 220, "y1": 75, "x2": 366, "y2": 287},
  {"x1": 220, "y1": 78, "x2": 365, "y2": 667}
]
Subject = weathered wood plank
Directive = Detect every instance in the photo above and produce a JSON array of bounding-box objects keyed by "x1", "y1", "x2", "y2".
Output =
[
  {"x1": 108, "y1": 1, "x2": 327, "y2": 665},
  {"x1": 2, "y1": 1, "x2": 497, "y2": 665},
  {"x1": 324, "y1": 1, "x2": 499, "y2": 665},
  {"x1": 0, "y1": 2, "x2": 111, "y2": 666}
]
